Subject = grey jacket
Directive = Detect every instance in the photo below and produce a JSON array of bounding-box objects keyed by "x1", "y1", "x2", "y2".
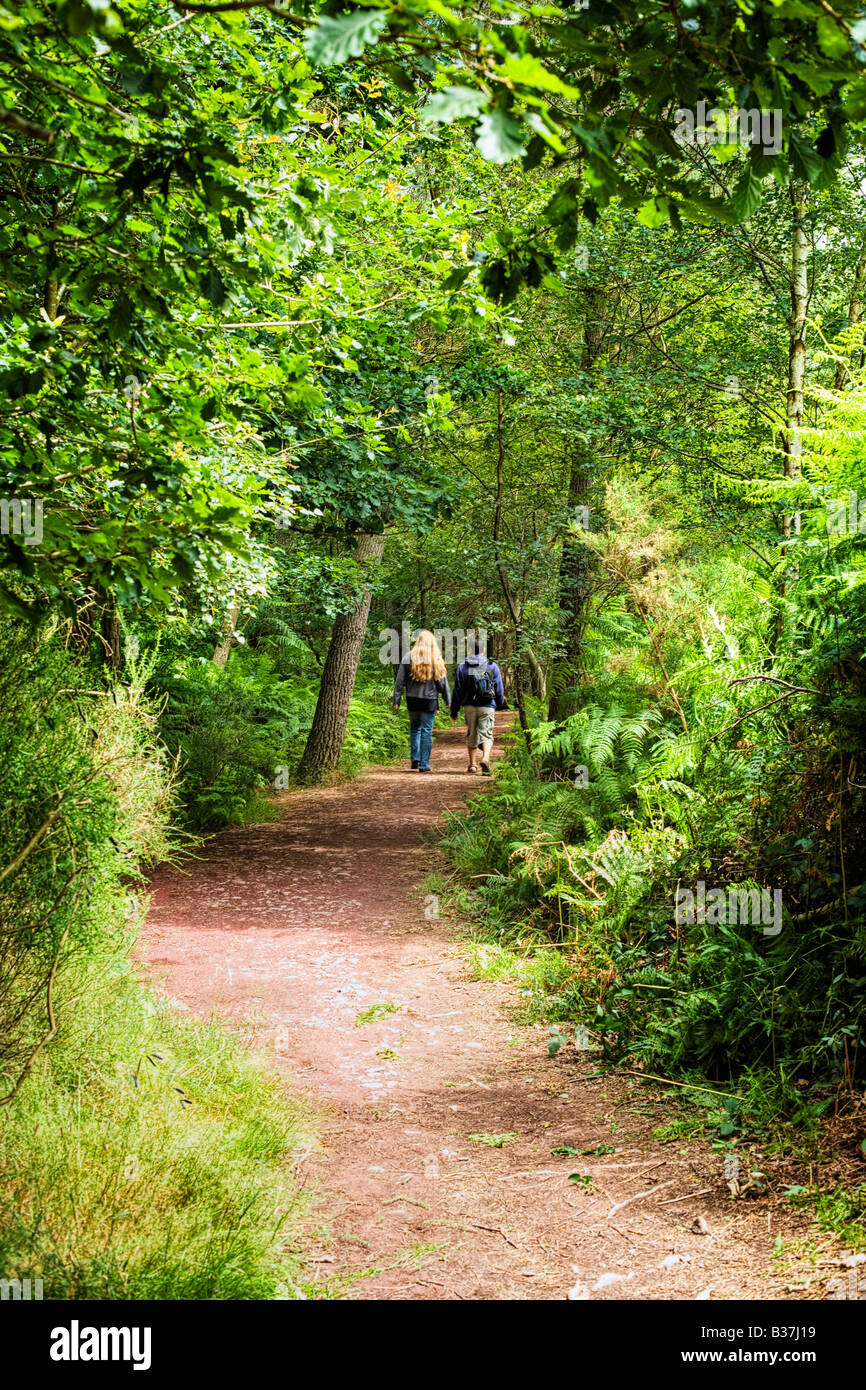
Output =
[{"x1": 393, "y1": 658, "x2": 451, "y2": 710}]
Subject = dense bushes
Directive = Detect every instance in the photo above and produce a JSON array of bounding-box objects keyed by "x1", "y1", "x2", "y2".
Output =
[
  {"x1": 156, "y1": 652, "x2": 405, "y2": 831},
  {"x1": 0, "y1": 632, "x2": 171, "y2": 1088},
  {"x1": 0, "y1": 629, "x2": 314, "y2": 1298},
  {"x1": 441, "y1": 549, "x2": 866, "y2": 1094}
]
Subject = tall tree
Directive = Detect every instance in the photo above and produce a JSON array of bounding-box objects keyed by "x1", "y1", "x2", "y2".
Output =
[
  {"x1": 772, "y1": 180, "x2": 811, "y2": 647},
  {"x1": 297, "y1": 531, "x2": 385, "y2": 782},
  {"x1": 548, "y1": 284, "x2": 608, "y2": 719}
]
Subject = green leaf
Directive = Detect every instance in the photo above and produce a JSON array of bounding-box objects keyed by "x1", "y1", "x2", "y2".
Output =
[
  {"x1": 788, "y1": 129, "x2": 824, "y2": 184},
  {"x1": 816, "y1": 14, "x2": 849, "y2": 61},
  {"x1": 731, "y1": 165, "x2": 763, "y2": 221},
  {"x1": 304, "y1": 9, "x2": 388, "y2": 66},
  {"x1": 420, "y1": 85, "x2": 488, "y2": 125},
  {"x1": 636, "y1": 196, "x2": 670, "y2": 229},
  {"x1": 441, "y1": 266, "x2": 470, "y2": 291},
  {"x1": 498, "y1": 53, "x2": 580, "y2": 98},
  {"x1": 845, "y1": 75, "x2": 866, "y2": 120},
  {"x1": 475, "y1": 109, "x2": 524, "y2": 164},
  {"x1": 201, "y1": 266, "x2": 226, "y2": 308}
]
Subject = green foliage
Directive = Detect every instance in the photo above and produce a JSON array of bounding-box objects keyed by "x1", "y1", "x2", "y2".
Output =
[
  {"x1": 354, "y1": 1001, "x2": 399, "y2": 1027},
  {"x1": 299, "y1": 0, "x2": 866, "y2": 294},
  {"x1": 0, "y1": 628, "x2": 174, "y2": 1078},
  {"x1": 439, "y1": 375, "x2": 866, "y2": 1099},
  {"x1": 157, "y1": 653, "x2": 405, "y2": 830},
  {"x1": 0, "y1": 629, "x2": 313, "y2": 1297},
  {"x1": 0, "y1": 959, "x2": 315, "y2": 1299},
  {"x1": 467, "y1": 1131, "x2": 518, "y2": 1148},
  {"x1": 305, "y1": 9, "x2": 388, "y2": 65},
  {"x1": 788, "y1": 1185, "x2": 866, "y2": 1251},
  {"x1": 157, "y1": 655, "x2": 312, "y2": 831}
]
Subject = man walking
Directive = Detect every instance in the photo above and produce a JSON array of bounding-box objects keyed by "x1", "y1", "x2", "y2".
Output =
[{"x1": 450, "y1": 635, "x2": 505, "y2": 775}]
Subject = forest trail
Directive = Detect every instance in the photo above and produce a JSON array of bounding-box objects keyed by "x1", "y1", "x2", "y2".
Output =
[{"x1": 143, "y1": 720, "x2": 817, "y2": 1301}]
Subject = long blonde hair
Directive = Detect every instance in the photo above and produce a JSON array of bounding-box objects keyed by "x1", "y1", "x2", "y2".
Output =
[{"x1": 409, "y1": 629, "x2": 446, "y2": 682}]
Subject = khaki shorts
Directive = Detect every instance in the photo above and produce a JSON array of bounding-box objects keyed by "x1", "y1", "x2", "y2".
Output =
[{"x1": 463, "y1": 704, "x2": 495, "y2": 747}]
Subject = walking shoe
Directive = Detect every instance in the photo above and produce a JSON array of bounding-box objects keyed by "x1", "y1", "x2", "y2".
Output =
[
  {"x1": 419, "y1": 766, "x2": 431, "y2": 773},
  {"x1": 467, "y1": 765, "x2": 480, "y2": 774},
  {"x1": 480, "y1": 761, "x2": 491, "y2": 776},
  {"x1": 411, "y1": 760, "x2": 419, "y2": 770}
]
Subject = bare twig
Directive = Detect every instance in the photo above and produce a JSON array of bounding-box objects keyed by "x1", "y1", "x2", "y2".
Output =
[
  {"x1": 713, "y1": 690, "x2": 800, "y2": 738},
  {"x1": 656, "y1": 1188, "x2": 713, "y2": 1206},
  {"x1": 0, "y1": 795, "x2": 64, "y2": 887},
  {"x1": 467, "y1": 1222, "x2": 519, "y2": 1248},
  {"x1": 0, "y1": 110, "x2": 54, "y2": 142},
  {"x1": 607, "y1": 1178, "x2": 677, "y2": 1219},
  {"x1": 0, "y1": 928, "x2": 69, "y2": 1107},
  {"x1": 728, "y1": 675, "x2": 822, "y2": 696},
  {"x1": 608, "y1": 1068, "x2": 741, "y2": 1100}
]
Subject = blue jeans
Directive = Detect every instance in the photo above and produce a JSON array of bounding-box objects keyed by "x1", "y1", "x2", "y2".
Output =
[{"x1": 409, "y1": 709, "x2": 435, "y2": 770}]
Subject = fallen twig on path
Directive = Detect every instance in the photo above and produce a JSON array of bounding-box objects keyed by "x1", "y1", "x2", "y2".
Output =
[
  {"x1": 607, "y1": 1178, "x2": 677, "y2": 1219},
  {"x1": 599, "y1": 1068, "x2": 742, "y2": 1100},
  {"x1": 656, "y1": 1188, "x2": 713, "y2": 1206},
  {"x1": 625, "y1": 1162, "x2": 667, "y2": 1184},
  {"x1": 467, "y1": 1221, "x2": 519, "y2": 1248},
  {"x1": 498, "y1": 1169, "x2": 565, "y2": 1180}
]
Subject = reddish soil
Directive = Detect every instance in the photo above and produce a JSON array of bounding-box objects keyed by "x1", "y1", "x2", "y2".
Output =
[{"x1": 142, "y1": 719, "x2": 833, "y2": 1301}]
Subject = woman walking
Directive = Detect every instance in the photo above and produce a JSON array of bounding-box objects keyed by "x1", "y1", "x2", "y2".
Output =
[{"x1": 393, "y1": 629, "x2": 451, "y2": 772}]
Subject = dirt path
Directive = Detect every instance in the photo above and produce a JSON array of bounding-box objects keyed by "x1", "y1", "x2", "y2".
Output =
[{"x1": 143, "y1": 721, "x2": 821, "y2": 1301}]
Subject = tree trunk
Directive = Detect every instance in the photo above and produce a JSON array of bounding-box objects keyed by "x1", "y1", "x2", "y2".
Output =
[
  {"x1": 297, "y1": 531, "x2": 385, "y2": 783},
  {"x1": 417, "y1": 556, "x2": 428, "y2": 625},
  {"x1": 99, "y1": 594, "x2": 123, "y2": 672},
  {"x1": 213, "y1": 595, "x2": 241, "y2": 669},
  {"x1": 549, "y1": 288, "x2": 606, "y2": 720},
  {"x1": 833, "y1": 249, "x2": 866, "y2": 391},
  {"x1": 784, "y1": 180, "x2": 809, "y2": 520},
  {"x1": 548, "y1": 450, "x2": 593, "y2": 719},
  {"x1": 525, "y1": 647, "x2": 546, "y2": 701},
  {"x1": 490, "y1": 386, "x2": 539, "y2": 766},
  {"x1": 772, "y1": 181, "x2": 810, "y2": 648}
]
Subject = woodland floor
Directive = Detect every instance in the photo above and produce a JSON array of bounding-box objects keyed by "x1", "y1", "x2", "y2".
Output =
[{"x1": 142, "y1": 718, "x2": 845, "y2": 1301}]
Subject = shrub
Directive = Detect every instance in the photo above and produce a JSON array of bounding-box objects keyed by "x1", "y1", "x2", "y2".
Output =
[{"x1": 0, "y1": 628, "x2": 315, "y2": 1298}]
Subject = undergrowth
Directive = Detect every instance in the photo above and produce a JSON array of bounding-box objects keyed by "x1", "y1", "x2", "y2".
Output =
[
  {"x1": 0, "y1": 627, "x2": 318, "y2": 1299},
  {"x1": 0, "y1": 952, "x2": 316, "y2": 1299},
  {"x1": 156, "y1": 652, "x2": 405, "y2": 831}
]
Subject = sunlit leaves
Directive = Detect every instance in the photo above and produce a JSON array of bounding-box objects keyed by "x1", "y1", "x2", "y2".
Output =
[
  {"x1": 475, "y1": 109, "x2": 524, "y2": 164},
  {"x1": 303, "y1": 7, "x2": 388, "y2": 64},
  {"x1": 420, "y1": 85, "x2": 488, "y2": 124}
]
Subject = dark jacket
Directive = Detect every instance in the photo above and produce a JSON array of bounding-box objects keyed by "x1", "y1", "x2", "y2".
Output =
[
  {"x1": 393, "y1": 658, "x2": 450, "y2": 712},
  {"x1": 450, "y1": 655, "x2": 505, "y2": 717}
]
